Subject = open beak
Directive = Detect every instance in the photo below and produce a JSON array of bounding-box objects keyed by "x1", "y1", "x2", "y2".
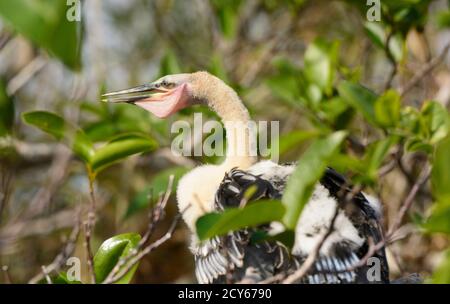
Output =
[
  {"x1": 101, "y1": 83, "x2": 169, "y2": 104},
  {"x1": 102, "y1": 83, "x2": 188, "y2": 118}
]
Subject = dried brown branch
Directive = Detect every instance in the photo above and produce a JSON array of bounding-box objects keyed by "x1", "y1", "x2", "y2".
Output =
[
  {"x1": 387, "y1": 166, "x2": 431, "y2": 240},
  {"x1": 7, "y1": 55, "x2": 47, "y2": 95},
  {"x1": 399, "y1": 43, "x2": 450, "y2": 97},
  {"x1": 83, "y1": 220, "x2": 96, "y2": 284},
  {"x1": 102, "y1": 175, "x2": 178, "y2": 284},
  {"x1": 41, "y1": 266, "x2": 52, "y2": 284},
  {"x1": 103, "y1": 209, "x2": 185, "y2": 284},
  {"x1": 28, "y1": 214, "x2": 81, "y2": 284}
]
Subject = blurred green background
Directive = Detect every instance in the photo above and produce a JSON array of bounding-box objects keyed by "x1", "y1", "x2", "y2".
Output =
[{"x1": 0, "y1": 0, "x2": 450, "y2": 283}]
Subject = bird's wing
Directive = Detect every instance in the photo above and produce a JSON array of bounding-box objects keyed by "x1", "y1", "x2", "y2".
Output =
[
  {"x1": 192, "y1": 168, "x2": 289, "y2": 284},
  {"x1": 291, "y1": 167, "x2": 389, "y2": 283}
]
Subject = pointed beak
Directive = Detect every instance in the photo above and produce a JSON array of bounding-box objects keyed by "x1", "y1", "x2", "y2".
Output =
[
  {"x1": 101, "y1": 83, "x2": 169, "y2": 104},
  {"x1": 102, "y1": 83, "x2": 189, "y2": 119}
]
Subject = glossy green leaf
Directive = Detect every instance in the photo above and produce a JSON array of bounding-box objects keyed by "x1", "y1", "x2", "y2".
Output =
[
  {"x1": 196, "y1": 200, "x2": 285, "y2": 241},
  {"x1": 431, "y1": 135, "x2": 450, "y2": 201},
  {"x1": 338, "y1": 81, "x2": 378, "y2": 125},
  {"x1": 374, "y1": 90, "x2": 401, "y2": 128},
  {"x1": 282, "y1": 131, "x2": 347, "y2": 229},
  {"x1": 125, "y1": 166, "x2": 189, "y2": 218},
  {"x1": 94, "y1": 233, "x2": 141, "y2": 284},
  {"x1": 0, "y1": 0, "x2": 82, "y2": 70},
  {"x1": 304, "y1": 39, "x2": 339, "y2": 94},
  {"x1": 91, "y1": 133, "x2": 158, "y2": 173},
  {"x1": 22, "y1": 111, "x2": 94, "y2": 163}
]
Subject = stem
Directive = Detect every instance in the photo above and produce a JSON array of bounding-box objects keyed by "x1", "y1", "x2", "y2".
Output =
[{"x1": 84, "y1": 165, "x2": 97, "y2": 284}]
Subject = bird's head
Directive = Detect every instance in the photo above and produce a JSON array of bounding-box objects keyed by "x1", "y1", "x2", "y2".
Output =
[{"x1": 102, "y1": 71, "x2": 217, "y2": 118}]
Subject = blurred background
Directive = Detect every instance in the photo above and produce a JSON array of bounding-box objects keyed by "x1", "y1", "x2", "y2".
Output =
[{"x1": 0, "y1": 0, "x2": 450, "y2": 283}]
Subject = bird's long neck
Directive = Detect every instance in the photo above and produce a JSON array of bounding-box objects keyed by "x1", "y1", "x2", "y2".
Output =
[{"x1": 195, "y1": 73, "x2": 257, "y2": 170}]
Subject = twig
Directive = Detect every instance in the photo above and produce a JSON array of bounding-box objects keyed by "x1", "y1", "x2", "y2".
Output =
[
  {"x1": 399, "y1": 43, "x2": 450, "y2": 97},
  {"x1": 140, "y1": 175, "x2": 174, "y2": 246},
  {"x1": 83, "y1": 221, "x2": 96, "y2": 284},
  {"x1": 282, "y1": 205, "x2": 340, "y2": 284},
  {"x1": 41, "y1": 266, "x2": 52, "y2": 284},
  {"x1": 102, "y1": 175, "x2": 177, "y2": 284},
  {"x1": 384, "y1": 31, "x2": 398, "y2": 91},
  {"x1": 7, "y1": 55, "x2": 47, "y2": 95},
  {"x1": 28, "y1": 214, "x2": 81, "y2": 284},
  {"x1": 387, "y1": 166, "x2": 431, "y2": 239},
  {"x1": 103, "y1": 209, "x2": 186, "y2": 284}
]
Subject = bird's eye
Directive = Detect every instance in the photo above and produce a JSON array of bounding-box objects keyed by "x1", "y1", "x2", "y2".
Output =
[{"x1": 161, "y1": 80, "x2": 168, "y2": 87}]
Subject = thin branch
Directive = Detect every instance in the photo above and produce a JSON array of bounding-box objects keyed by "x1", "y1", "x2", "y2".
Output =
[
  {"x1": 102, "y1": 175, "x2": 178, "y2": 284},
  {"x1": 399, "y1": 43, "x2": 450, "y2": 97},
  {"x1": 282, "y1": 205, "x2": 340, "y2": 284},
  {"x1": 7, "y1": 55, "x2": 47, "y2": 95},
  {"x1": 103, "y1": 209, "x2": 186, "y2": 284},
  {"x1": 28, "y1": 214, "x2": 81, "y2": 284},
  {"x1": 83, "y1": 221, "x2": 96, "y2": 284},
  {"x1": 387, "y1": 166, "x2": 431, "y2": 239},
  {"x1": 41, "y1": 266, "x2": 52, "y2": 284}
]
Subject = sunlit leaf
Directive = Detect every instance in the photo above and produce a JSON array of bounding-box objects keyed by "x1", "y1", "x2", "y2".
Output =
[
  {"x1": 94, "y1": 233, "x2": 141, "y2": 284},
  {"x1": 420, "y1": 101, "x2": 449, "y2": 144},
  {"x1": 0, "y1": 0, "x2": 82, "y2": 70},
  {"x1": 282, "y1": 131, "x2": 347, "y2": 229},
  {"x1": 304, "y1": 39, "x2": 339, "y2": 94},
  {"x1": 276, "y1": 130, "x2": 321, "y2": 156},
  {"x1": 91, "y1": 133, "x2": 158, "y2": 173},
  {"x1": 196, "y1": 200, "x2": 285, "y2": 241},
  {"x1": 431, "y1": 135, "x2": 450, "y2": 201},
  {"x1": 22, "y1": 111, "x2": 94, "y2": 163},
  {"x1": 374, "y1": 90, "x2": 401, "y2": 128}
]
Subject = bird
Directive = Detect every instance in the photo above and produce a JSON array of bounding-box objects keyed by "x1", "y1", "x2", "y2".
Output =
[{"x1": 102, "y1": 71, "x2": 390, "y2": 284}]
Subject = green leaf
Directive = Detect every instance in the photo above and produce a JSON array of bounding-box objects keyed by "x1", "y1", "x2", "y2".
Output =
[
  {"x1": 0, "y1": 80, "x2": 14, "y2": 136},
  {"x1": 363, "y1": 136, "x2": 398, "y2": 180},
  {"x1": 0, "y1": 0, "x2": 82, "y2": 70},
  {"x1": 363, "y1": 22, "x2": 404, "y2": 62},
  {"x1": 196, "y1": 200, "x2": 285, "y2": 241},
  {"x1": 422, "y1": 202, "x2": 450, "y2": 234},
  {"x1": 432, "y1": 250, "x2": 450, "y2": 283},
  {"x1": 304, "y1": 39, "x2": 339, "y2": 94},
  {"x1": 22, "y1": 111, "x2": 94, "y2": 163},
  {"x1": 338, "y1": 81, "x2": 378, "y2": 125},
  {"x1": 420, "y1": 101, "x2": 450, "y2": 144},
  {"x1": 374, "y1": 90, "x2": 401, "y2": 128},
  {"x1": 282, "y1": 131, "x2": 347, "y2": 229},
  {"x1": 53, "y1": 272, "x2": 82, "y2": 284},
  {"x1": 437, "y1": 11, "x2": 450, "y2": 28},
  {"x1": 431, "y1": 135, "x2": 450, "y2": 201},
  {"x1": 125, "y1": 166, "x2": 189, "y2": 218},
  {"x1": 91, "y1": 133, "x2": 158, "y2": 174},
  {"x1": 276, "y1": 130, "x2": 321, "y2": 156},
  {"x1": 94, "y1": 233, "x2": 141, "y2": 284}
]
